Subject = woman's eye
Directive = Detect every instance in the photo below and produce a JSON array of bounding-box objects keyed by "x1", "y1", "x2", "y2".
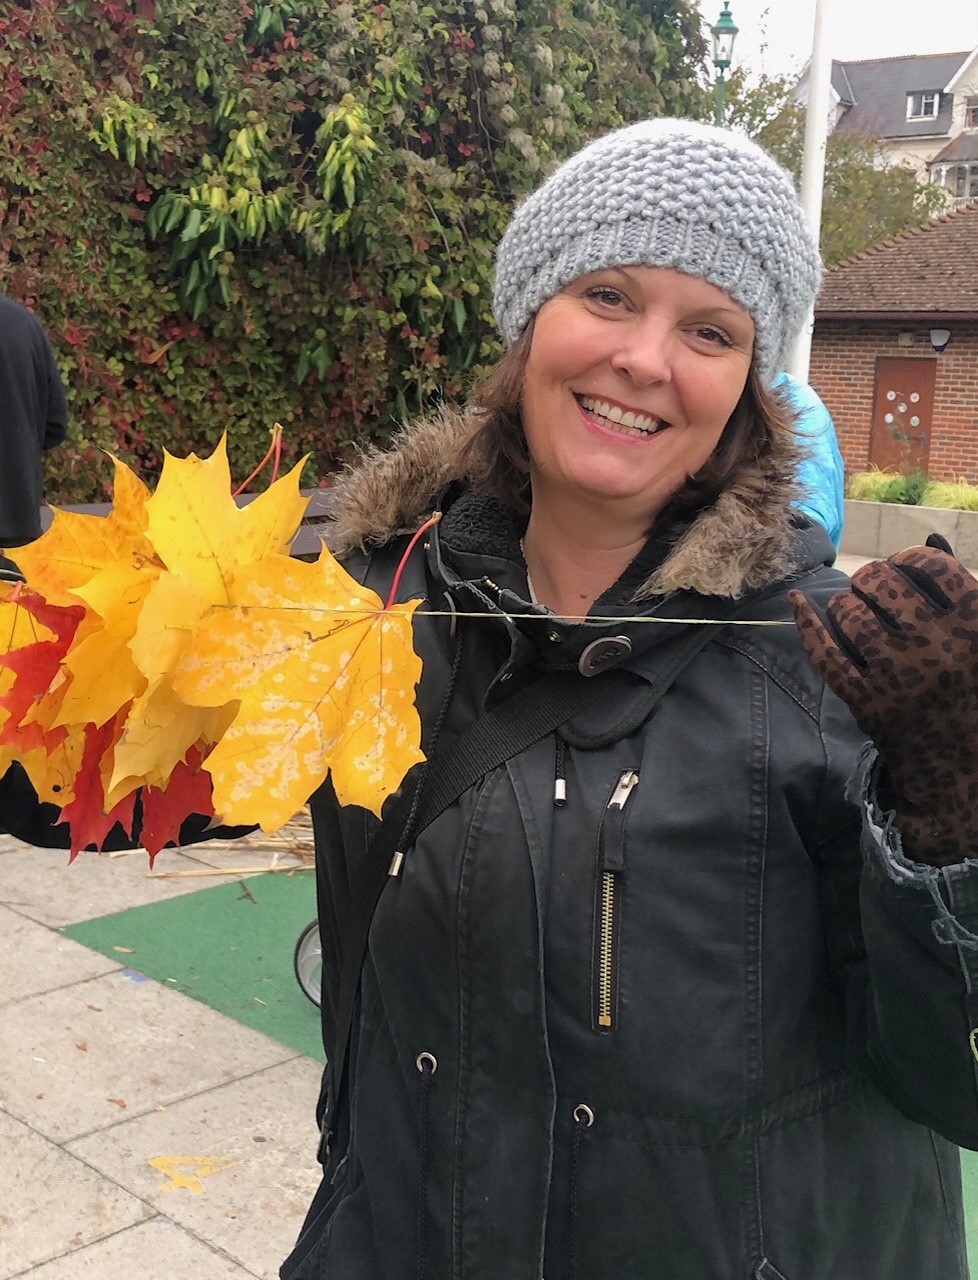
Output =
[
  {"x1": 585, "y1": 287, "x2": 624, "y2": 307},
  {"x1": 693, "y1": 325, "x2": 734, "y2": 347}
]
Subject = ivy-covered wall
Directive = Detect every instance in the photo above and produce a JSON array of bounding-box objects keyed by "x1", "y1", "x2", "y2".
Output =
[{"x1": 0, "y1": 0, "x2": 706, "y2": 502}]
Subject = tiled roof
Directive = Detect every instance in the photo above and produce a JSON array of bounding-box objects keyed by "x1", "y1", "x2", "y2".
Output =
[
  {"x1": 930, "y1": 132, "x2": 978, "y2": 164},
  {"x1": 829, "y1": 52, "x2": 968, "y2": 140},
  {"x1": 815, "y1": 204, "x2": 978, "y2": 317}
]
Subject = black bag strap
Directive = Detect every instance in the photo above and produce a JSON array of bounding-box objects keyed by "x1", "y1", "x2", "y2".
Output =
[{"x1": 320, "y1": 619, "x2": 725, "y2": 1162}]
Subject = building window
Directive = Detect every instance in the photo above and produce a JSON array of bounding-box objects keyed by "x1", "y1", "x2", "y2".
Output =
[
  {"x1": 906, "y1": 91, "x2": 939, "y2": 119},
  {"x1": 934, "y1": 162, "x2": 978, "y2": 199},
  {"x1": 966, "y1": 96, "x2": 978, "y2": 128}
]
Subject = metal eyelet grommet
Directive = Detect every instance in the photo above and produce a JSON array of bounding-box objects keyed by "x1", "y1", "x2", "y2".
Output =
[
  {"x1": 416, "y1": 1051, "x2": 438, "y2": 1075},
  {"x1": 572, "y1": 1103, "x2": 594, "y2": 1127}
]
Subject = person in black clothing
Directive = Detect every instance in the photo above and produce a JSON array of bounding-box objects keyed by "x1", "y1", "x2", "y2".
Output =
[
  {"x1": 0, "y1": 295, "x2": 69, "y2": 811},
  {"x1": 0, "y1": 294, "x2": 68, "y2": 566}
]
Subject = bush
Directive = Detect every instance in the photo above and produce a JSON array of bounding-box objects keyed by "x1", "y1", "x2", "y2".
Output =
[
  {"x1": 921, "y1": 480, "x2": 978, "y2": 512},
  {"x1": 2, "y1": 0, "x2": 706, "y2": 504},
  {"x1": 846, "y1": 469, "x2": 914, "y2": 504},
  {"x1": 846, "y1": 470, "x2": 978, "y2": 509}
]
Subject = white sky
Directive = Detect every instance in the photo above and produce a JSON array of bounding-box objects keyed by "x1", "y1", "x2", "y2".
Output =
[{"x1": 694, "y1": 0, "x2": 978, "y2": 80}]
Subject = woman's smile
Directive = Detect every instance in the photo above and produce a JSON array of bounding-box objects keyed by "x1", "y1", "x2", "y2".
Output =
[{"x1": 575, "y1": 394, "x2": 669, "y2": 440}]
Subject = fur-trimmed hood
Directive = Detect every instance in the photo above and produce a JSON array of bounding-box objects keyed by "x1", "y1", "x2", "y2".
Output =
[{"x1": 324, "y1": 403, "x2": 816, "y2": 600}]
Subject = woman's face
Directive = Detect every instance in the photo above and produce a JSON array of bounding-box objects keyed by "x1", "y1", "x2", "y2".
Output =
[{"x1": 520, "y1": 265, "x2": 755, "y2": 525}]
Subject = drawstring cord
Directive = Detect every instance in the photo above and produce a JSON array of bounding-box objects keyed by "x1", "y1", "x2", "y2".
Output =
[{"x1": 554, "y1": 736, "x2": 567, "y2": 806}]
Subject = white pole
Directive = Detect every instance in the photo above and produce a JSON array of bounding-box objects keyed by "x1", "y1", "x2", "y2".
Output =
[{"x1": 787, "y1": 0, "x2": 834, "y2": 381}]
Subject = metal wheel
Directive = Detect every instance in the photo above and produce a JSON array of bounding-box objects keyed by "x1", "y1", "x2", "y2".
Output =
[{"x1": 293, "y1": 919, "x2": 322, "y2": 1007}]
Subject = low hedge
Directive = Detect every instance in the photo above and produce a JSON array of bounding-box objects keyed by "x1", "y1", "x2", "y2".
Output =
[{"x1": 846, "y1": 470, "x2": 978, "y2": 512}]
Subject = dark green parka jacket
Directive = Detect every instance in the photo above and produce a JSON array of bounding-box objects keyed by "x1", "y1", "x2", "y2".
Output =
[{"x1": 282, "y1": 410, "x2": 978, "y2": 1280}]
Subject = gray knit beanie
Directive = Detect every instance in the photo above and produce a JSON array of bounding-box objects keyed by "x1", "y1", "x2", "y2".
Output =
[{"x1": 493, "y1": 117, "x2": 821, "y2": 382}]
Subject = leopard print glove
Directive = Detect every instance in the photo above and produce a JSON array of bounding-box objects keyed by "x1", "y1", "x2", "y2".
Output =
[{"x1": 790, "y1": 539, "x2": 978, "y2": 866}]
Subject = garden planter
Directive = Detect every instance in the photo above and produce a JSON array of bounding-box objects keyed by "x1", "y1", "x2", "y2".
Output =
[{"x1": 841, "y1": 500, "x2": 978, "y2": 568}]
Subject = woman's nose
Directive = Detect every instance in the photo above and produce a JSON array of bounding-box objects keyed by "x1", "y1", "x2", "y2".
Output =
[{"x1": 608, "y1": 320, "x2": 672, "y2": 386}]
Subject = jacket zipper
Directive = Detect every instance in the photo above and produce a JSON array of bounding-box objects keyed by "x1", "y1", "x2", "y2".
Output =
[{"x1": 593, "y1": 770, "x2": 639, "y2": 1032}]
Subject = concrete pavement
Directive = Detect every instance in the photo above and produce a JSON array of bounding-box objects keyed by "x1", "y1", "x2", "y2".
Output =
[{"x1": 0, "y1": 832, "x2": 322, "y2": 1280}]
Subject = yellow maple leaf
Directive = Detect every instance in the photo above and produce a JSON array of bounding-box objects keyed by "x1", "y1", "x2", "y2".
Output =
[
  {"x1": 146, "y1": 436, "x2": 308, "y2": 604},
  {"x1": 54, "y1": 561, "x2": 156, "y2": 731},
  {"x1": 13, "y1": 459, "x2": 155, "y2": 608},
  {"x1": 172, "y1": 548, "x2": 425, "y2": 829}
]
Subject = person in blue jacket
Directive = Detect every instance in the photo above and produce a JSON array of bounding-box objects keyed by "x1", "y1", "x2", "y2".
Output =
[{"x1": 777, "y1": 371, "x2": 845, "y2": 548}]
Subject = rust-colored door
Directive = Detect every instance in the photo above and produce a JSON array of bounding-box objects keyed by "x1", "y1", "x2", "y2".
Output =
[{"x1": 869, "y1": 357, "x2": 935, "y2": 474}]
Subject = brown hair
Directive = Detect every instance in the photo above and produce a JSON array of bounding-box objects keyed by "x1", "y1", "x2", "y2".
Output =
[{"x1": 457, "y1": 323, "x2": 797, "y2": 528}]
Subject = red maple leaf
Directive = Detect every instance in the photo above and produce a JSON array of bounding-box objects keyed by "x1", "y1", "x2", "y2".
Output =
[
  {"x1": 0, "y1": 592, "x2": 84, "y2": 750},
  {"x1": 58, "y1": 718, "x2": 136, "y2": 860},
  {"x1": 139, "y1": 744, "x2": 215, "y2": 864}
]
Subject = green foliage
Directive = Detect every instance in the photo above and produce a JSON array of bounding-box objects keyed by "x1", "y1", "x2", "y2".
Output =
[
  {"x1": 844, "y1": 471, "x2": 952, "y2": 504},
  {"x1": 724, "y1": 72, "x2": 949, "y2": 266},
  {"x1": 921, "y1": 480, "x2": 978, "y2": 512},
  {"x1": 1, "y1": 0, "x2": 706, "y2": 503}
]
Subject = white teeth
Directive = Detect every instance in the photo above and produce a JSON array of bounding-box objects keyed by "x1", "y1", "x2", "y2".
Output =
[{"x1": 579, "y1": 396, "x2": 662, "y2": 436}]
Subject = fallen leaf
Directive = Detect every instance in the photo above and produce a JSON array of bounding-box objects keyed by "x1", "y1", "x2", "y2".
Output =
[{"x1": 149, "y1": 1154, "x2": 237, "y2": 1194}]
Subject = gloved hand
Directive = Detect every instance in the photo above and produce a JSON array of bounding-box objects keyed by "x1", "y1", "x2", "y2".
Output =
[{"x1": 790, "y1": 536, "x2": 978, "y2": 866}]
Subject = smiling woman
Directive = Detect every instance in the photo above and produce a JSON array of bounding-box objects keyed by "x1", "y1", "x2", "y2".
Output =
[
  {"x1": 3, "y1": 115, "x2": 975, "y2": 1280},
  {"x1": 274, "y1": 118, "x2": 978, "y2": 1280}
]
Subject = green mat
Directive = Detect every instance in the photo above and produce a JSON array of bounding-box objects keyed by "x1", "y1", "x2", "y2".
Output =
[
  {"x1": 64, "y1": 871, "x2": 324, "y2": 1062},
  {"x1": 64, "y1": 874, "x2": 976, "y2": 1263}
]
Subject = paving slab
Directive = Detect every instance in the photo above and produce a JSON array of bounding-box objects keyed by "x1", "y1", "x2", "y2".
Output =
[
  {"x1": 0, "y1": 904, "x2": 119, "y2": 1006},
  {"x1": 0, "y1": 1111, "x2": 152, "y2": 1279},
  {"x1": 68, "y1": 1057, "x2": 324, "y2": 1280},
  {"x1": 0, "y1": 838, "x2": 245, "y2": 929},
  {"x1": 0, "y1": 970, "x2": 295, "y2": 1144},
  {"x1": 13, "y1": 1217, "x2": 259, "y2": 1280}
]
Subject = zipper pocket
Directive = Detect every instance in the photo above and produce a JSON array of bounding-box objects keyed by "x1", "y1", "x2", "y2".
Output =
[{"x1": 592, "y1": 770, "x2": 639, "y2": 1032}]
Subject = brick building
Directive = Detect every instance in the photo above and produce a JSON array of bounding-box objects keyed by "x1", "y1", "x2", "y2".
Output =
[{"x1": 810, "y1": 202, "x2": 978, "y2": 482}]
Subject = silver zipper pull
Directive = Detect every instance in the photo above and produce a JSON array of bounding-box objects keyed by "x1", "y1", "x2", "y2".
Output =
[{"x1": 607, "y1": 770, "x2": 639, "y2": 810}]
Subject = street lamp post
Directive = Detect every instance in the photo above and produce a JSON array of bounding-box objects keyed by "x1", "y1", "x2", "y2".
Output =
[{"x1": 711, "y1": 3, "x2": 738, "y2": 127}]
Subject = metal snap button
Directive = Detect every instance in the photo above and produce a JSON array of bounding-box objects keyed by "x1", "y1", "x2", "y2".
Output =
[{"x1": 578, "y1": 635, "x2": 632, "y2": 676}]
